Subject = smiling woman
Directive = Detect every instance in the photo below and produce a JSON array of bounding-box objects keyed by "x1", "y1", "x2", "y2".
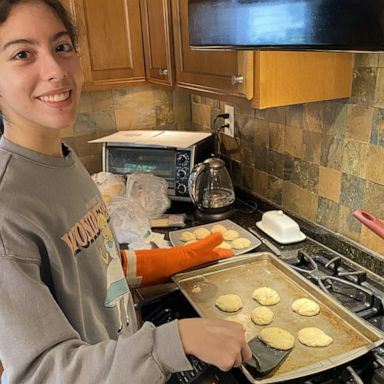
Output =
[{"x1": 0, "y1": 0, "x2": 83, "y2": 156}]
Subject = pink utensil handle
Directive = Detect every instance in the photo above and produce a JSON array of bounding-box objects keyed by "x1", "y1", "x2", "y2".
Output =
[{"x1": 352, "y1": 209, "x2": 384, "y2": 239}]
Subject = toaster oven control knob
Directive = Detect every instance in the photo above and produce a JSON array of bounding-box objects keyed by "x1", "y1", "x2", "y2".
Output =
[
  {"x1": 177, "y1": 183, "x2": 187, "y2": 194},
  {"x1": 177, "y1": 154, "x2": 188, "y2": 165},
  {"x1": 177, "y1": 169, "x2": 187, "y2": 179}
]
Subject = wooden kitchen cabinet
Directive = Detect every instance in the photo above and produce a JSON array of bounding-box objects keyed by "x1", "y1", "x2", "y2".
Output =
[
  {"x1": 171, "y1": 0, "x2": 352, "y2": 109},
  {"x1": 64, "y1": 0, "x2": 352, "y2": 108},
  {"x1": 68, "y1": 0, "x2": 146, "y2": 91},
  {"x1": 171, "y1": 0, "x2": 254, "y2": 102},
  {"x1": 140, "y1": 0, "x2": 175, "y2": 88}
]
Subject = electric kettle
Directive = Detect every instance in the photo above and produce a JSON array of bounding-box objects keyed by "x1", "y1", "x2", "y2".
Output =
[{"x1": 188, "y1": 157, "x2": 235, "y2": 222}]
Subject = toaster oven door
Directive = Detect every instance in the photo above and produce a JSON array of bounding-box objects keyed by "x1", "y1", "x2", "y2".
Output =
[
  {"x1": 106, "y1": 146, "x2": 175, "y2": 179},
  {"x1": 104, "y1": 145, "x2": 193, "y2": 200}
]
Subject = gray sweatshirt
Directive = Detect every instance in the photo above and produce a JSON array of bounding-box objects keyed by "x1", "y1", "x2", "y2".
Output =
[{"x1": 0, "y1": 137, "x2": 191, "y2": 383}]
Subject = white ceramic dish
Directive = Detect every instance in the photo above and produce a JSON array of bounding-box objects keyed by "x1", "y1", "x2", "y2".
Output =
[
  {"x1": 169, "y1": 219, "x2": 261, "y2": 256},
  {"x1": 256, "y1": 210, "x2": 306, "y2": 244}
]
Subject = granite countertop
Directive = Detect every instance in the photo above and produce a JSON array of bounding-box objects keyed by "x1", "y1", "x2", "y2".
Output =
[{"x1": 165, "y1": 195, "x2": 384, "y2": 280}]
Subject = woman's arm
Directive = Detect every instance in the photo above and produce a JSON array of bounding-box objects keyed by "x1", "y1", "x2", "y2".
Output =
[{"x1": 0, "y1": 258, "x2": 191, "y2": 384}]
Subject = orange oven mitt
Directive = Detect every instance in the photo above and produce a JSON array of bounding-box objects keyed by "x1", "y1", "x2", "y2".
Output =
[{"x1": 121, "y1": 232, "x2": 234, "y2": 287}]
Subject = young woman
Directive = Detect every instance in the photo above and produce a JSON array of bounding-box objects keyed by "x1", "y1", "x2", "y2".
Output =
[{"x1": 0, "y1": 1, "x2": 251, "y2": 382}]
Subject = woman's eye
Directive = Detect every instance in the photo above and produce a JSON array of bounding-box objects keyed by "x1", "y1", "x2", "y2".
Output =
[
  {"x1": 56, "y1": 43, "x2": 74, "y2": 53},
  {"x1": 13, "y1": 51, "x2": 30, "y2": 60}
]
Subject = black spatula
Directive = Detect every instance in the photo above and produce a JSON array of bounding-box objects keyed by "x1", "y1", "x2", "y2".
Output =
[{"x1": 245, "y1": 336, "x2": 292, "y2": 375}]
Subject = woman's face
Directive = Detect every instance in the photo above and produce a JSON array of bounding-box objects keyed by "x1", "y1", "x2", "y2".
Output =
[{"x1": 0, "y1": 1, "x2": 83, "y2": 135}]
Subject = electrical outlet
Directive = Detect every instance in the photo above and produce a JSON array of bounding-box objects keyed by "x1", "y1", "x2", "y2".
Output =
[{"x1": 224, "y1": 105, "x2": 234, "y2": 138}]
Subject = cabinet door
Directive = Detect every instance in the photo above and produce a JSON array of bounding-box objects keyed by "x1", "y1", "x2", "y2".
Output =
[
  {"x1": 253, "y1": 51, "x2": 352, "y2": 109},
  {"x1": 140, "y1": 0, "x2": 174, "y2": 87},
  {"x1": 72, "y1": 0, "x2": 146, "y2": 90},
  {"x1": 171, "y1": 0, "x2": 253, "y2": 100}
]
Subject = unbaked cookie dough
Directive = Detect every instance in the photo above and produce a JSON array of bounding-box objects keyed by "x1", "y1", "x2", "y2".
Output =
[
  {"x1": 180, "y1": 231, "x2": 196, "y2": 242},
  {"x1": 231, "y1": 237, "x2": 251, "y2": 250},
  {"x1": 215, "y1": 294, "x2": 243, "y2": 312},
  {"x1": 259, "y1": 327, "x2": 295, "y2": 350},
  {"x1": 252, "y1": 287, "x2": 280, "y2": 306},
  {"x1": 298, "y1": 327, "x2": 333, "y2": 347},
  {"x1": 223, "y1": 229, "x2": 240, "y2": 241},
  {"x1": 194, "y1": 227, "x2": 211, "y2": 240},
  {"x1": 292, "y1": 298, "x2": 320, "y2": 316},
  {"x1": 211, "y1": 224, "x2": 227, "y2": 234},
  {"x1": 216, "y1": 241, "x2": 232, "y2": 250},
  {"x1": 251, "y1": 306, "x2": 274, "y2": 325}
]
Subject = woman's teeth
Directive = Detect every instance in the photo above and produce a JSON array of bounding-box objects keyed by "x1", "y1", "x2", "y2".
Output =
[{"x1": 40, "y1": 92, "x2": 70, "y2": 102}]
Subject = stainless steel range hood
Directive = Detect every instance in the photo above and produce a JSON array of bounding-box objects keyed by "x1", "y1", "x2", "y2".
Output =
[{"x1": 188, "y1": 0, "x2": 384, "y2": 52}]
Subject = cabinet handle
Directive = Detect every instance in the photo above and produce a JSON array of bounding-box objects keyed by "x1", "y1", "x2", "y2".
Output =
[
  {"x1": 231, "y1": 75, "x2": 244, "y2": 85},
  {"x1": 159, "y1": 68, "x2": 168, "y2": 76}
]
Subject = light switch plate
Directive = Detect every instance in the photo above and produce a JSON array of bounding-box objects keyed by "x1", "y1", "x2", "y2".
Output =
[{"x1": 224, "y1": 105, "x2": 234, "y2": 137}]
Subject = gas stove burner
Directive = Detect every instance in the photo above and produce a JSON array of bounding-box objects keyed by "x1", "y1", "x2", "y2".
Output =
[
  {"x1": 318, "y1": 276, "x2": 375, "y2": 314},
  {"x1": 344, "y1": 366, "x2": 365, "y2": 384},
  {"x1": 290, "y1": 251, "x2": 369, "y2": 284},
  {"x1": 369, "y1": 317, "x2": 384, "y2": 332},
  {"x1": 374, "y1": 347, "x2": 384, "y2": 366},
  {"x1": 339, "y1": 270, "x2": 368, "y2": 285},
  {"x1": 288, "y1": 251, "x2": 384, "y2": 323},
  {"x1": 297, "y1": 352, "x2": 378, "y2": 384},
  {"x1": 289, "y1": 250, "x2": 343, "y2": 279},
  {"x1": 324, "y1": 255, "x2": 342, "y2": 272},
  {"x1": 289, "y1": 250, "x2": 318, "y2": 274}
]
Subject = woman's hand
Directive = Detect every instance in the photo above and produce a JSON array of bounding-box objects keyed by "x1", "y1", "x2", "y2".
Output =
[{"x1": 178, "y1": 318, "x2": 252, "y2": 371}]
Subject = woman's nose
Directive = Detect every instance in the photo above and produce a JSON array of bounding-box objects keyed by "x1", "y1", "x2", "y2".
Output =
[{"x1": 41, "y1": 53, "x2": 68, "y2": 81}]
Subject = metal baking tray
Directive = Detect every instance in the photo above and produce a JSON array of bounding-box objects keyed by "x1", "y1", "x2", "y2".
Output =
[
  {"x1": 169, "y1": 219, "x2": 262, "y2": 256},
  {"x1": 172, "y1": 252, "x2": 384, "y2": 383}
]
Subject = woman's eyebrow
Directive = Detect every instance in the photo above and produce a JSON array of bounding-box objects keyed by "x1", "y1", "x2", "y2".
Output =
[
  {"x1": 3, "y1": 38, "x2": 34, "y2": 51},
  {"x1": 2, "y1": 31, "x2": 71, "y2": 51},
  {"x1": 51, "y1": 30, "x2": 70, "y2": 42}
]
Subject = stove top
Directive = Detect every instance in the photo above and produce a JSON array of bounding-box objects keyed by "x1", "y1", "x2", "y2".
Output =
[
  {"x1": 287, "y1": 249, "x2": 384, "y2": 331},
  {"x1": 285, "y1": 247, "x2": 384, "y2": 384},
  {"x1": 138, "y1": 238, "x2": 384, "y2": 384}
]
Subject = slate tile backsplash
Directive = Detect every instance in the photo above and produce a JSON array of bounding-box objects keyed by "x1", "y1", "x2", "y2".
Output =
[
  {"x1": 66, "y1": 54, "x2": 384, "y2": 256},
  {"x1": 62, "y1": 85, "x2": 191, "y2": 175},
  {"x1": 191, "y1": 53, "x2": 384, "y2": 255}
]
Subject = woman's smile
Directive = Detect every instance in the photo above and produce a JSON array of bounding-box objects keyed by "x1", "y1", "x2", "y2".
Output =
[
  {"x1": 36, "y1": 89, "x2": 73, "y2": 109},
  {"x1": 38, "y1": 90, "x2": 70, "y2": 103}
]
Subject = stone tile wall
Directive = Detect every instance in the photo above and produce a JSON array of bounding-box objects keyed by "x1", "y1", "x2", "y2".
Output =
[
  {"x1": 191, "y1": 54, "x2": 384, "y2": 256},
  {"x1": 61, "y1": 85, "x2": 191, "y2": 174},
  {"x1": 64, "y1": 54, "x2": 384, "y2": 257}
]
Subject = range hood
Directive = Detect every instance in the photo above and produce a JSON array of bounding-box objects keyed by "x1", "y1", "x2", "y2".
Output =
[{"x1": 188, "y1": 0, "x2": 384, "y2": 52}]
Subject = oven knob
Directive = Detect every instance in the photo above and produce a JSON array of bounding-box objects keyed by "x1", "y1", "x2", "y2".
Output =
[
  {"x1": 177, "y1": 183, "x2": 187, "y2": 194},
  {"x1": 177, "y1": 154, "x2": 188, "y2": 165},
  {"x1": 177, "y1": 169, "x2": 187, "y2": 179}
]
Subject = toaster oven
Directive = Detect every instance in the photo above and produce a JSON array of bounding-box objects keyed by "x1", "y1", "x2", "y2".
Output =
[{"x1": 92, "y1": 130, "x2": 213, "y2": 201}]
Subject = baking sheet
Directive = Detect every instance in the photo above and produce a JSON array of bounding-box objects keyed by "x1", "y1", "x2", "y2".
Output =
[
  {"x1": 169, "y1": 219, "x2": 261, "y2": 255},
  {"x1": 172, "y1": 252, "x2": 384, "y2": 384}
]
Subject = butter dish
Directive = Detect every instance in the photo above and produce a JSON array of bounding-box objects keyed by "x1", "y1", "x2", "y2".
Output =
[{"x1": 256, "y1": 210, "x2": 306, "y2": 244}]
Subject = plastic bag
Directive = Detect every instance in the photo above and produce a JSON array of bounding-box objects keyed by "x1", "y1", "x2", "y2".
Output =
[
  {"x1": 126, "y1": 173, "x2": 171, "y2": 218},
  {"x1": 91, "y1": 172, "x2": 125, "y2": 204},
  {"x1": 108, "y1": 196, "x2": 152, "y2": 249}
]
